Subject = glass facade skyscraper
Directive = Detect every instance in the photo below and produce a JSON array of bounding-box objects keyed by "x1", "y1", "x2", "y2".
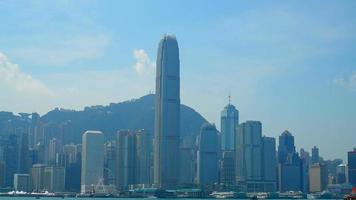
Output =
[
  {"x1": 221, "y1": 100, "x2": 239, "y2": 151},
  {"x1": 154, "y1": 34, "x2": 180, "y2": 189}
]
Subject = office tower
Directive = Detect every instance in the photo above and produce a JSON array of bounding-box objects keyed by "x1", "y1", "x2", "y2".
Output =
[
  {"x1": 104, "y1": 141, "x2": 116, "y2": 186},
  {"x1": 63, "y1": 144, "x2": 78, "y2": 166},
  {"x1": 277, "y1": 131, "x2": 303, "y2": 192},
  {"x1": 154, "y1": 34, "x2": 180, "y2": 189},
  {"x1": 14, "y1": 174, "x2": 31, "y2": 192},
  {"x1": 300, "y1": 149, "x2": 310, "y2": 193},
  {"x1": 336, "y1": 164, "x2": 347, "y2": 184},
  {"x1": 31, "y1": 164, "x2": 47, "y2": 192},
  {"x1": 348, "y1": 149, "x2": 356, "y2": 187},
  {"x1": 220, "y1": 97, "x2": 239, "y2": 151},
  {"x1": 236, "y1": 121, "x2": 262, "y2": 184},
  {"x1": 262, "y1": 136, "x2": 277, "y2": 192},
  {"x1": 116, "y1": 130, "x2": 136, "y2": 190},
  {"x1": 135, "y1": 129, "x2": 152, "y2": 185},
  {"x1": 0, "y1": 134, "x2": 19, "y2": 187},
  {"x1": 65, "y1": 144, "x2": 81, "y2": 192},
  {"x1": 179, "y1": 135, "x2": 197, "y2": 186},
  {"x1": 220, "y1": 151, "x2": 236, "y2": 186},
  {"x1": 309, "y1": 163, "x2": 328, "y2": 192},
  {"x1": 81, "y1": 131, "x2": 104, "y2": 194},
  {"x1": 44, "y1": 166, "x2": 65, "y2": 192},
  {"x1": 18, "y1": 130, "x2": 30, "y2": 174},
  {"x1": 29, "y1": 113, "x2": 40, "y2": 149},
  {"x1": 278, "y1": 130, "x2": 296, "y2": 164},
  {"x1": 311, "y1": 146, "x2": 320, "y2": 164},
  {"x1": 48, "y1": 138, "x2": 61, "y2": 166},
  {"x1": 197, "y1": 123, "x2": 219, "y2": 186},
  {"x1": 236, "y1": 121, "x2": 275, "y2": 192}
]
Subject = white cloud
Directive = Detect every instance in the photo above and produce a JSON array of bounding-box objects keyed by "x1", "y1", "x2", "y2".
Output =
[
  {"x1": 0, "y1": 52, "x2": 53, "y2": 113},
  {"x1": 10, "y1": 35, "x2": 110, "y2": 66},
  {"x1": 333, "y1": 72, "x2": 356, "y2": 91},
  {"x1": 133, "y1": 49, "x2": 155, "y2": 76}
]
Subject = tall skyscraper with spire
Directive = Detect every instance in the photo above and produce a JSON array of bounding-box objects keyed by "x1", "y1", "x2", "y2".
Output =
[
  {"x1": 154, "y1": 34, "x2": 180, "y2": 189},
  {"x1": 221, "y1": 95, "x2": 239, "y2": 151}
]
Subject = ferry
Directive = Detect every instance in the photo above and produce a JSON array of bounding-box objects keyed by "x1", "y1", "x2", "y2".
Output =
[{"x1": 344, "y1": 187, "x2": 356, "y2": 200}]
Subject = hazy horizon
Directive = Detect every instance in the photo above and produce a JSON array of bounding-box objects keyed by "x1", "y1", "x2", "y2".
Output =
[{"x1": 0, "y1": 1, "x2": 355, "y2": 161}]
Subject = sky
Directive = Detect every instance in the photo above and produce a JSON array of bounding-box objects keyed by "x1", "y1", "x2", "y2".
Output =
[{"x1": 0, "y1": 0, "x2": 355, "y2": 160}]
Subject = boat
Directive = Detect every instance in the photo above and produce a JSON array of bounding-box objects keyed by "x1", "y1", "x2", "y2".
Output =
[{"x1": 344, "y1": 187, "x2": 356, "y2": 200}]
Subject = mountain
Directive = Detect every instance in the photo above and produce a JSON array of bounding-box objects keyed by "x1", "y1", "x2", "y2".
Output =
[{"x1": 37, "y1": 94, "x2": 208, "y2": 142}]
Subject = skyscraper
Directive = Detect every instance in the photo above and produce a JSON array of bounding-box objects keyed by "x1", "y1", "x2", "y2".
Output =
[
  {"x1": 81, "y1": 131, "x2": 104, "y2": 194},
  {"x1": 309, "y1": 163, "x2": 328, "y2": 192},
  {"x1": 197, "y1": 123, "x2": 219, "y2": 186},
  {"x1": 277, "y1": 131, "x2": 303, "y2": 192},
  {"x1": 236, "y1": 121, "x2": 263, "y2": 192},
  {"x1": 220, "y1": 97, "x2": 239, "y2": 151},
  {"x1": 262, "y1": 136, "x2": 277, "y2": 191},
  {"x1": 135, "y1": 129, "x2": 152, "y2": 185},
  {"x1": 116, "y1": 130, "x2": 136, "y2": 190},
  {"x1": 348, "y1": 149, "x2": 356, "y2": 187},
  {"x1": 154, "y1": 34, "x2": 180, "y2": 189},
  {"x1": 311, "y1": 146, "x2": 320, "y2": 164},
  {"x1": 236, "y1": 121, "x2": 262, "y2": 182},
  {"x1": 278, "y1": 130, "x2": 296, "y2": 164}
]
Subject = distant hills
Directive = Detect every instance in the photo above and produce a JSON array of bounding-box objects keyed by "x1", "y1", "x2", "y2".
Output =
[{"x1": 0, "y1": 94, "x2": 208, "y2": 143}]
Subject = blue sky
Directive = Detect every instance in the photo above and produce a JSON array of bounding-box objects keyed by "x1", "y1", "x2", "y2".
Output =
[{"x1": 0, "y1": 0, "x2": 355, "y2": 160}]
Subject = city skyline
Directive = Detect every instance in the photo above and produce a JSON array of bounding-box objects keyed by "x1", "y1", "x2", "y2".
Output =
[{"x1": 0, "y1": 1, "x2": 355, "y2": 160}]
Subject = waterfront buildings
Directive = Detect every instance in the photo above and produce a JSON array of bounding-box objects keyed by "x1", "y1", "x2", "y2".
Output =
[
  {"x1": 336, "y1": 164, "x2": 347, "y2": 184},
  {"x1": 31, "y1": 164, "x2": 47, "y2": 192},
  {"x1": 277, "y1": 131, "x2": 303, "y2": 192},
  {"x1": 179, "y1": 135, "x2": 197, "y2": 187},
  {"x1": 154, "y1": 34, "x2": 181, "y2": 189},
  {"x1": 81, "y1": 131, "x2": 104, "y2": 194},
  {"x1": 348, "y1": 149, "x2": 356, "y2": 186},
  {"x1": 236, "y1": 121, "x2": 276, "y2": 192},
  {"x1": 262, "y1": 136, "x2": 277, "y2": 191},
  {"x1": 220, "y1": 151, "x2": 236, "y2": 186},
  {"x1": 44, "y1": 166, "x2": 65, "y2": 192},
  {"x1": 309, "y1": 163, "x2": 328, "y2": 192},
  {"x1": 116, "y1": 130, "x2": 136, "y2": 190},
  {"x1": 13, "y1": 173, "x2": 30, "y2": 192},
  {"x1": 197, "y1": 123, "x2": 219, "y2": 186}
]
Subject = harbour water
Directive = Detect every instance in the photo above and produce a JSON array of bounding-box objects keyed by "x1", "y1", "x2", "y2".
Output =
[{"x1": 0, "y1": 198, "x2": 343, "y2": 200}]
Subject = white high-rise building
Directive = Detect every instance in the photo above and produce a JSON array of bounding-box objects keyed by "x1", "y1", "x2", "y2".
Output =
[{"x1": 81, "y1": 130, "x2": 104, "y2": 194}]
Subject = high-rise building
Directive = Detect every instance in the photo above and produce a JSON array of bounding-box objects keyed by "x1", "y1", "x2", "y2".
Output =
[
  {"x1": 278, "y1": 130, "x2": 296, "y2": 164},
  {"x1": 48, "y1": 138, "x2": 61, "y2": 166},
  {"x1": 135, "y1": 129, "x2": 152, "y2": 185},
  {"x1": 31, "y1": 164, "x2": 47, "y2": 192},
  {"x1": 348, "y1": 149, "x2": 356, "y2": 187},
  {"x1": 311, "y1": 146, "x2": 320, "y2": 164},
  {"x1": 179, "y1": 136, "x2": 197, "y2": 187},
  {"x1": 220, "y1": 151, "x2": 236, "y2": 186},
  {"x1": 262, "y1": 136, "x2": 277, "y2": 192},
  {"x1": 81, "y1": 131, "x2": 104, "y2": 194},
  {"x1": 104, "y1": 140, "x2": 116, "y2": 186},
  {"x1": 116, "y1": 130, "x2": 136, "y2": 190},
  {"x1": 63, "y1": 144, "x2": 78, "y2": 166},
  {"x1": 236, "y1": 121, "x2": 262, "y2": 183},
  {"x1": 197, "y1": 123, "x2": 219, "y2": 186},
  {"x1": 336, "y1": 164, "x2": 347, "y2": 184},
  {"x1": 154, "y1": 34, "x2": 180, "y2": 189},
  {"x1": 13, "y1": 174, "x2": 31, "y2": 192},
  {"x1": 309, "y1": 163, "x2": 328, "y2": 192},
  {"x1": 44, "y1": 166, "x2": 65, "y2": 192},
  {"x1": 220, "y1": 98, "x2": 239, "y2": 151},
  {"x1": 277, "y1": 131, "x2": 303, "y2": 192}
]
